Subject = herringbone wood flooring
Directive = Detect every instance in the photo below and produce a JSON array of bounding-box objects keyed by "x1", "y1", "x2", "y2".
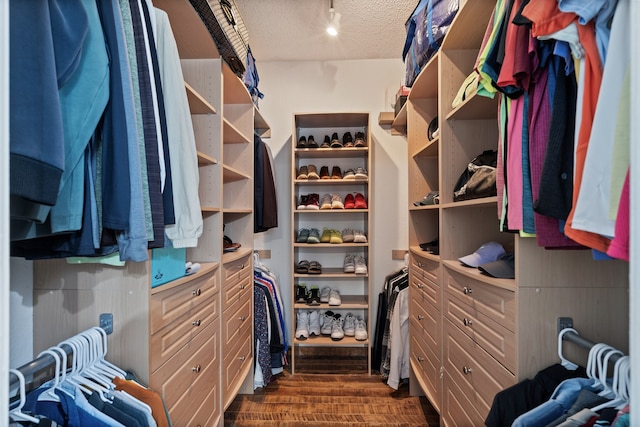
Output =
[{"x1": 224, "y1": 370, "x2": 440, "y2": 426}]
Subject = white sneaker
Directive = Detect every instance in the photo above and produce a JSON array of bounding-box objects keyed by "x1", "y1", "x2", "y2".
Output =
[
  {"x1": 353, "y1": 230, "x2": 367, "y2": 243},
  {"x1": 321, "y1": 311, "x2": 334, "y2": 335},
  {"x1": 308, "y1": 310, "x2": 321, "y2": 336},
  {"x1": 355, "y1": 316, "x2": 368, "y2": 341},
  {"x1": 295, "y1": 311, "x2": 309, "y2": 340},
  {"x1": 320, "y1": 286, "x2": 331, "y2": 303},
  {"x1": 331, "y1": 315, "x2": 345, "y2": 341},
  {"x1": 354, "y1": 254, "x2": 368, "y2": 275},
  {"x1": 343, "y1": 313, "x2": 356, "y2": 336},
  {"x1": 328, "y1": 289, "x2": 342, "y2": 306},
  {"x1": 343, "y1": 254, "x2": 355, "y2": 273}
]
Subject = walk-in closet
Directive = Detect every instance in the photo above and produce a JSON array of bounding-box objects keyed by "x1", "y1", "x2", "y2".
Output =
[{"x1": 3, "y1": 0, "x2": 638, "y2": 426}]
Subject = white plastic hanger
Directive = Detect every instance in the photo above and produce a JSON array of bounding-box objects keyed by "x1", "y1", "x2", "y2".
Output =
[
  {"x1": 90, "y1": 326, "x2": 126, "y2": 378},
  {"x1": 9, "y1": 369, "x2": 40, "y2": 424},
  {"x1": 557, "y1": 328, "x2": 580, "y2": 370},
  {"x1": 596, "y1": 347, "x2": 623, "y2": 397},
  {"x1": 591, "y1": 355, "x2": 629, "y2": 412},
  {"x1": 35, "y1": 349, "x2": 61, "y2": 402}
]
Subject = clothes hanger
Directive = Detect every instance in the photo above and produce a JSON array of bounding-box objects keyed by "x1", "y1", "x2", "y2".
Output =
[
  {"x1": 59, "y1": 335, "x2": 106, "y2": 398},
  {"x1": 557, "y1": 327, "x2": 579, "y2": 370},
  {"x1": 9, "y1": 369, "x2": 40, "y2": 424},
  {"x1": 35, "y1": 349, "x2": 61, "y2": 402},
  {"x1": 590, "y1": 344, "x2": 616, "y2": 389},
  {"x1": 590, "y1": 355, "x2": 629, "y2": 412},
  {"x1": 79, "y1": 330, "x2": 114, "y2": 390},
  {"x1": 596, "y1": 347, "x2": 623, "y2": 398},
  {"x1": 91, "y1": 327, "x2": 127, "y2": 378}
]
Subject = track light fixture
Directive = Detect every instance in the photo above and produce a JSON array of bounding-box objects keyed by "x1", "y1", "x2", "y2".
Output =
[{"x1": 326, "y1": 0, "x2": 341, "y2": 36}]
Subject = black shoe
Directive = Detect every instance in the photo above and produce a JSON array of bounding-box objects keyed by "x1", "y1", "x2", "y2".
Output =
[
  {"x1": 307, "y1": 135, "x2": 318, "y2": 148},
  {"x1": 297, "y1": 136, "x2": 307, "y2": 148},
  {"x1": 342, "y1": 132, "x2": 353, "y2": 147},
  {"x1": 321, "y1": 135, "x2": 331, "y2": 148},
  {"x1": 354, "y1": 132, "x2": 366, "y2": 147},
  {"x1": 307, "y1": 286, "x2": 321, "y2": 306},
  {"x1": 330, "y1": 132, "x2": 342, "y2": 148},
  {"x1": 296, "y1": 284, "x2": 308, "y2": 303}
]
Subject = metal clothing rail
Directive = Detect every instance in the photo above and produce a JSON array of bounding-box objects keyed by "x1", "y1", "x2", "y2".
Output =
[
  {"x1": 562, "y1": 329, "x2": 625, "y2": 365},
  {"x1": 8, "y1": 344, "x2": 74, "y2": 401}
]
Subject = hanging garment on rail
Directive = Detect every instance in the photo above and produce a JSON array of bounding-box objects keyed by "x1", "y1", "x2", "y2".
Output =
[
  {"x1": 9, "y1": 0, "x2": 202, "y2": 261},
  {"x1": 379, "y1": 268, "x2": 408, "y2": 379},
  {"x1": 254, "y1": 133, "x2": 278, "y2": 233}
]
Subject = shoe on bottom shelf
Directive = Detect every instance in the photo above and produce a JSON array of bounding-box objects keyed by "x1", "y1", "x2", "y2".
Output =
[
  {"x1": 321, "y1": 311, "x2": 335, "y2": 335},
  {"x1": 328, "y1": 289, "x2": 342, "y2": 306},
  {"x1": 295, "y1": 311, "x2": 309, "y2": 340},
  {"x1": 309, "y1": 310, "x2": 321, "y2": 337},
  {"x1": 355, "y1": 317, "x2": 368, "y2": 341},
  {"x1": 343, "y1": 313, "x2": 356, "y2": 337},
  {"x1": 331, "y1": 315, "x2": 345, "y2": 341}
]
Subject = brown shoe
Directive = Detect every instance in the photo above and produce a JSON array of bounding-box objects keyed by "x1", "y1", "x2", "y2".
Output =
[
  {"x1": 354, "y1": 132, "x2": 366, "y2": 147},
  {"x1": 331, "y1": 166, "x2": 342, "y2": 179},
  {"x1": 319, "y1": 165, "x2": 330, "y2": 179},
  {"x1": 307, "y1": 164, "x2": 320, "y2": 179},
  {"x1": 297, "y1": 165, "x2": 308, "y2": 180}
]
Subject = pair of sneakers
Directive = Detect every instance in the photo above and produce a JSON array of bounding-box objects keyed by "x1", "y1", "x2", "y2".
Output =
[
  {"x1": 341, "y1": 228, "x2": 367, "y2": 243},
  {"x1": 342, "y1": 313, "x2": 368, "y2": 341},
  {"x1": 296, "y1": 310, "x2": 322, "y2": 340},
  {"x1": 319, "y1": 311, "x2": 345, "y2": 341},
  {"x1": 343, "y1": 254, "x2": 368, "y2": 274},
  {"x1": 318, "y1": 286, "x2": 341, "y2": 306},
  {"x1": 320, "y1": 193, "x2": 344, "y2": 210},
  {"x1": 296, "y1": 283, "x2": 322, "y2": 305}
]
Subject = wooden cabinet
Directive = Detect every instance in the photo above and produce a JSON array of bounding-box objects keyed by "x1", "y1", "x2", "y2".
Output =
[
  {"x1": 403, "y1": 0, "x2": 630, "y2": 423},
  {"x1": 290, "y1": 112, "x2": 372, "y2": 373}
]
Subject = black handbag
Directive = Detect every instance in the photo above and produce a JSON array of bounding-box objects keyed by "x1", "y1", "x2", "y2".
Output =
[{"x1": 453, "y1": 150, "x2": 498, "y2": 202}]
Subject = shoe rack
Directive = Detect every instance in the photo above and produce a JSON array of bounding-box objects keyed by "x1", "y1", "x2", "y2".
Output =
[
  {"x1": 399, "y1": 0, "x2": 629, "y2": 425},
  {"x1": 290, "y1": 112, "x2": 372, "y2": 374}
]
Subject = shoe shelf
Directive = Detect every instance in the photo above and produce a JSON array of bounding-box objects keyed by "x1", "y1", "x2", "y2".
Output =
[
  {"x1": 294, "y1": 268, "x2": 368, "y2": 278},
  {"x1": 411, "y1": 135, "x2": 439, "y2": 159},
  {"x1": 294, "y1": 295, "x2": 368, "y2": 310},
  {"x1": 291, "y1": 112, "x2": 372, "y2": 374},
  {"x1": 294, "y1": 336, "x2": 369, "y2": 346},
  {"x1": 293, "y1": 243, "x2": 369, "y2": 248},
  {"x1": 185, "y1": 81, "x2": 217, "y2": 115},
  {"x1": 295, "y1": 147, "x2": 369, "y2": 158}
]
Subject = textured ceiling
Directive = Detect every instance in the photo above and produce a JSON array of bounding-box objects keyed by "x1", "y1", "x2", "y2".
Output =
[{"x1": 233, "y1": 0, "x2": 416, "y2": 62}]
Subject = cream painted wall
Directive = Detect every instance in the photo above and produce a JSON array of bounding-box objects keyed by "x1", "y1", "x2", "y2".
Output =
[{"x1": 252, "y1": 58, "x2": 409, "y2": 344}]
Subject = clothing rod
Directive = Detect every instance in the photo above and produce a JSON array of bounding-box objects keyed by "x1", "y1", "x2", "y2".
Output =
[
  {"x1": 8, "y1": 344, "x2": 74, "y2": 399},
  {"x1": 563, "y1": 330, "x2": 625, "y2": 364}
]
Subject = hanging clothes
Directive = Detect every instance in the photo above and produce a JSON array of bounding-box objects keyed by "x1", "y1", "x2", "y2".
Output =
[{"x1": 254, "y1": 133, "x2": 278, "y2": 232}]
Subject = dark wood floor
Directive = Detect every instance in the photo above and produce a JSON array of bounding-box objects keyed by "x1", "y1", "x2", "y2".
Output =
[{"x1": 224, "y1": 370, "x2": 440, "y2": 426}]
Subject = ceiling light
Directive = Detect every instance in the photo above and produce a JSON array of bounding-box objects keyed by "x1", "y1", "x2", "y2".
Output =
[{"x1": 327, "y1": 1, "x2": 341, "y2": 36}]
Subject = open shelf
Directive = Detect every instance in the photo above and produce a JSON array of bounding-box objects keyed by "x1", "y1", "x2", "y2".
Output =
[{"x1": 185, "y1": 81, "x2": 217, "y2": 114}]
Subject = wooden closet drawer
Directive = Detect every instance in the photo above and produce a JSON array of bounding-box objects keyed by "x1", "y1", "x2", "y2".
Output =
[
  {"x1": 150, "y1": 270, "x2": 218, "y2": 334},
  {"x1": 221, "y1": 297, "x2": 252, "y2": 349},
  {"x1": 177, "y1": 385, "x2": 219, "y2": 427},
  {"x1": 410, "y1": 273, "x2": 440, "y2": 311},
  {"x1": 222, "y1": 255, "x2": 251, "y2": 288},
  {"x1": 443, "y1": 318, "x2": 515, "y2": 421},
  {"x1": 150, "y1": 319, "x2": 219, "y2": 425},
  {"x1": 410, "y1": 332, "x2": 441, "y2": 413},
  {"x1": 410, "y1": 297, "x2": 440, "y2": 353},
  {"x1": 150, "y1": 295, "x2": 218, "y2": 372},
  {"x1": 222, "y1": 334, "x2": 252, "y2": 405},
  {"x1": 442, "y1": 374, "x2": 485, "y2": 427},
  {"x1": 444, "y1": 291, "x2": 515, "y2": 373},
  {"x1": 221, "y1": 274, "x2": 251, "y2": 313},
  {"x1": 444, "y1": 267, "x2": 515, "y2": 332},
  {"x1": 410, "y1": 253, "x2": 440, "y2": 284}
]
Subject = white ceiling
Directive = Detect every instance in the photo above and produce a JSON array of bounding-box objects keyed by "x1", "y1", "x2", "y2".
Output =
[{"x1": 233, "y1": 0, "x2": 416, "y2": 62}]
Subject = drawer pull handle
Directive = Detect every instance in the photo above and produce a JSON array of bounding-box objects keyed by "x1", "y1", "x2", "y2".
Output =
[
  {"x1": 418, "y1": 356, "x2": 425, "y2": 362},
  {"x1": 192, "y1": 320, "x2": 201, "y2": 327},
  {"x1": 239, "y1": 315, "x2": 246, "y2": 321},
  {"x1": 463, "y1": 287, "x2": 473, "y2": 295},
  {"x1": 239, "y1": 263, "x2": 245, "y2": 269},
  {"x1": 192, "y1": 364, "x2": 201, "y2": 373},
  {"x1": 417, "y1": 315, "x2": 425, "y2": 321},
  {"x1": 462, "y1": 366, "x2": 472, "y2": 375},
  {"x1": 239, "y1": 355, "x2": 246, "y2": 361},
  {"x1": 417, "y1": 283, "x2": 424, "y2": 289},
  {"x1": 463, "y1": 318, "x2": 473, "y2": 327},
  {"x1": 192, "y1": 288, "x2": 201, "y2": 296},
  {"x1": 240, "y1": 284, "x2": 245, "y2": 290},
  {"x1": 418, "y1": 262, "x2": 423, "y2": 268}
]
